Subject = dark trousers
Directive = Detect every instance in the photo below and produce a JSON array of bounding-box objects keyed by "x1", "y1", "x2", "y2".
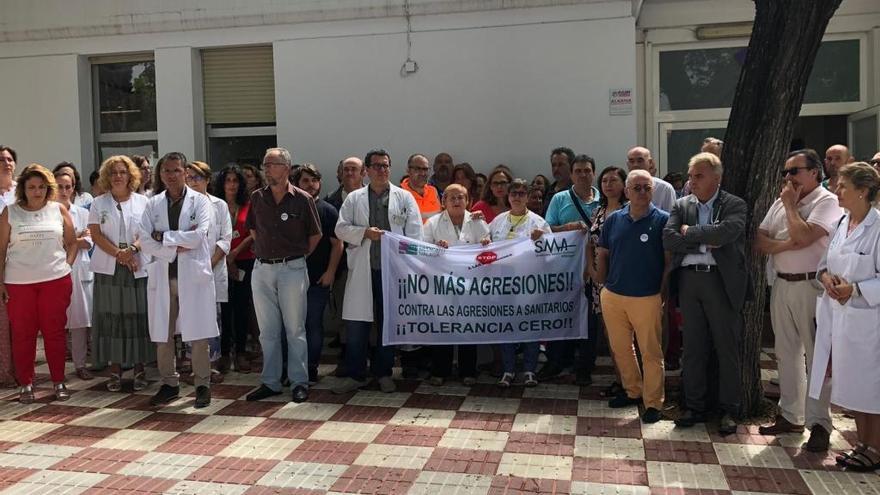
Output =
[
  {"x1": 545, "y1": 293, "x2": 599, "y2": 373},
  {"x1": 221, "y1": 258, "x2": 255, "y2": 355},
  {"x1": 305, "y1": 284, "x2": 330, "y2": 373},
  {"x1": 431, "y1": 345, "x2": 477, "y2": 378},
  {"x1": 678, "y1": 269, "x2": 742, "y2": 415},
  {"x1": 345, "y1": 270, "x2": 394, "y2": 380}
]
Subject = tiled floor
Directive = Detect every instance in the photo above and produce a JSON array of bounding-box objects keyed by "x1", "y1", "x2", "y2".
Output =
[{"x1": 0, "y1": 350, "x2": 877, "y2": 494}]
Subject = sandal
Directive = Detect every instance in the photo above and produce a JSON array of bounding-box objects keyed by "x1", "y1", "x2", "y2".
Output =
[
  {"x1": 106, "y1": 373, "x2": 122, "y2": 392},
  {"x1": 838, "y1": 444, "x2": 880, "y2": 472},
  {"x1": 133, "y1": 371, "x2": 148, "y2": 391},
  {"x1": 75, "y1": 368, "x2": 94, "y2": 381}
]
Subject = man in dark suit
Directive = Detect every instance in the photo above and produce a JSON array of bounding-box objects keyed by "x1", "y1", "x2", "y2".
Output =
[{"x1": 663, "y1": 152, "x2": 747, "y2": 435}]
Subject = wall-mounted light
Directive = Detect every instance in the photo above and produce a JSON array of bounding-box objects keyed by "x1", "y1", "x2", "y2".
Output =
[{"x1": 695, "y1": 22, "x2": 753, "y2": 40}]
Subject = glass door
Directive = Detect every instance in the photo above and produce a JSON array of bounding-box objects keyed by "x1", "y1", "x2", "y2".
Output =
[{"x1": 658, "y1": 121, "x2": 727, "y2": 177}]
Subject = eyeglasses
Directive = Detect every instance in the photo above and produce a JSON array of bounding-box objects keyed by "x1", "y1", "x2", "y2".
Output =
[
  {"x1": 368, "y1": 163, "x2": 391, "y2": 170},
  {"x1": 781, "y1": 166, "x2": 810, "y2": 177},
  {"x1": 870, "y1": 159, "x2": 880, "y2": 166},
  {"x1": 185, "y1": 175, "x2": 205, "y2": 182},
  {"x1": 629, "y1": 185, "x2": 653, "y2": 193},
  {"x1": 508, "y1": 191, "x2": 527, "y2": 197}
]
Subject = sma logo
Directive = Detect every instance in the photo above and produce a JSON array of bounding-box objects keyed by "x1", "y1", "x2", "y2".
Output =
[{"x1": 534, "y1": 237, "x2": 578, "y2": 255}]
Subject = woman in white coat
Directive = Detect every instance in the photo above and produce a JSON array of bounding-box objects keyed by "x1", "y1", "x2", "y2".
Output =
[
  {"x1": 485, "y1": 178, "x2": 551, "y2": 388},
  {"x1": 139, "y1": 153, "x2": 218, "y2": 408},
  {"x1": 186, "y1": 161, "x2": 232, "y2": 381},
  {"x1": 332, "y1": 149, "x2": 423, "y2": 394},
  {"x1": 424, "y1": 184, "x2": 489, "y2": 386},
  {"x1": 89, "y1": 156, "x2": 154, "y2": 392},
  {"x1": 54, "y1": 170, "x2": 94, "y2": 380},
  {"x1": 813, "y1": 162, "x2": 880, "y2": 472}
]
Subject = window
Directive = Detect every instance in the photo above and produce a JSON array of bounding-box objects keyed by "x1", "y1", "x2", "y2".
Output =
[
  {"x1": 92, "y1": 58, "x2": 158, "y2": 164},
  {"x1": 202, "y1": 46, "x2": 276, "y2": 167},
  {"x1": 663, "y1": 126, "x2": 726, "y2": 175},
  {"x1": 659, "y1": 39, "x2": 860, "y2": 111}
]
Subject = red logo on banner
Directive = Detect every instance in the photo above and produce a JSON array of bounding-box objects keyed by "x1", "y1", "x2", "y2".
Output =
[{"x1": 476, "y1": 251, "x2": 498, "y2": 265}]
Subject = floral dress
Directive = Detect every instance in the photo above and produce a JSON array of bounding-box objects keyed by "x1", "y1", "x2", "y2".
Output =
[{"x1": 589, "y1": 203, "x2": 625, "y2": 314}]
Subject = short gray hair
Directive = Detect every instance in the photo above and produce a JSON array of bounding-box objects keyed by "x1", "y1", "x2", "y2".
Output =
[
  {"x1": 625, "y1": 169, "x2": 652, "y2": 187},
  {"x1": 264, "y1": 147, "x2": 292, "y2": 166},
  {"x1": 688, "y1": 152, "x2": 723, "y2": 176}
]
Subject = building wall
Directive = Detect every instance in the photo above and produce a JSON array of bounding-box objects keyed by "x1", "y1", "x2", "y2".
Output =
[
  {"x1": 0, "y1": 1, "x2": 637, "y2": 181},
  {"x1": 274, "y1": 16, "x2": 637, "y2": 180}
]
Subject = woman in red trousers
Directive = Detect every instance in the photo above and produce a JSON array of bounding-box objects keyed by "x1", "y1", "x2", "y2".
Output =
[{"x1": 0, "y1": 164, "x2": 76, "y2": 403}]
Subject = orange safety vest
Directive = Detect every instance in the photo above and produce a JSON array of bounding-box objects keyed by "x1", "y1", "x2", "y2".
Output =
[{"x1": 401, "y1": 179, "x2": 442, "y2": 223}]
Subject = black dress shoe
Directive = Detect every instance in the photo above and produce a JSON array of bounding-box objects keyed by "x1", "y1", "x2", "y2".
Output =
[
  {"x1": 194, "y1": 386, "x2": 211, "y2": 409},
  {"x1": 575, "y1": 369, "x2": 592, "y2": 386},
  {"x1": 718, "y1": 413, "x2": 738, "y2": 435},
  {"x1": 805, "y1": 424, "x2": 831, "y2": 452},
  {"x1": 537, "y1": 363, "x2": 565, "y2": 381},
  {"x1": 758, "y1": 415, "x2": 805, "y2": 435},
  {"x1": 608, "y1": 393, "x2": 641, "y2": 409},
  {"x1": 292, "y1": 385, "x2": 309, "y2": 403},
  {"x1": 246, "y1": 384, "x2": 282, "y2": 402},
  {"x1": 642, "y1": 407, "x2": 663, "y2": 423},
  {"x1": 149, "y1": 384, "x2": 180, "y2": 406},
  {"x1": 674, "y1": 410, "x2": 707, "y2": 428}
]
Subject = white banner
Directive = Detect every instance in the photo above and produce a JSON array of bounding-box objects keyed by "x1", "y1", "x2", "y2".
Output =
[{"x1": 381, "y1": 231, "x2": 589, "y2": 345}]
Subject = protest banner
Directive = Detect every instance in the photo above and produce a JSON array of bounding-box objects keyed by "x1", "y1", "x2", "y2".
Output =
[{"x1": 381, "y1": 231, "x2": 588, "y2": 345}]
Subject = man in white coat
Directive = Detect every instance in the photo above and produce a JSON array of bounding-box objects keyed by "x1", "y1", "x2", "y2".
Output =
[
  {"x1": 333, "y1": 149, "x2": 423, "y2": 394},
  {"x1": 139, "y1": 152, "x2": 219, "y2": 409}
]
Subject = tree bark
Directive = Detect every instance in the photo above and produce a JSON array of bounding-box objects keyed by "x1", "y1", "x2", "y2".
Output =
[{"x1": 720, "y1": 0, "x2": 841, "y2": 418}]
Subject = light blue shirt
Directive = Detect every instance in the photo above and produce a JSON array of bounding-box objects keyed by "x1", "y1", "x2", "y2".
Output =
[
  {"x1": 681, "y1": 188, "x2": 719, "y2": 266},
  {"x1": 545, "y1": 186, "x2": 600, "y2": 227}
]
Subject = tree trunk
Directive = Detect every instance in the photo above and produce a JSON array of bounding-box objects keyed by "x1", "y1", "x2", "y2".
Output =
[{"x1": 720, "y1": 0, "x2": 841, "y2": 418}]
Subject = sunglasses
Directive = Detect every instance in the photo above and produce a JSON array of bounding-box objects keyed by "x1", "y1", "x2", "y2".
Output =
[{"x1": 781, "y1": 167, "x2": 810, "y2": 177}]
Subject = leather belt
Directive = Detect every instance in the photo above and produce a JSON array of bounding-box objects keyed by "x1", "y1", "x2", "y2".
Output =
[
  {"x1": 257, "y1": 255, "x2": 304, "y2": 264},
  {"x1": 776, "y1": 271, "x2": 817, "y2": 282},
  {"x1": 684, "y1": 264, "x2": 716, "y2": 273}
]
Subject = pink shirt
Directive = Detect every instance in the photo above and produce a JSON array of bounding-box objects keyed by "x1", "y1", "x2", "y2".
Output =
[{"x1": 759, "y1": 185, "x2": 843, "y2": 274}]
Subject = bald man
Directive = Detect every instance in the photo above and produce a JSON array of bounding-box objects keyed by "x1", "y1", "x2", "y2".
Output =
[
  {"x1": 822, "y1": 145, "x2": 852, "y2": 193},
  {"x1": 626, "y1": 147, "x2": 677, "y2": 213}
]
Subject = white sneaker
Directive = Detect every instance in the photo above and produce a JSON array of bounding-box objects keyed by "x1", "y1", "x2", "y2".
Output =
[{"x1": 378, "y1": 376, "x2": 396, "y2": 393}]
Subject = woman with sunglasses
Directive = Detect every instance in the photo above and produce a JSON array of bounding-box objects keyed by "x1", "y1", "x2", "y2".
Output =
[{"x1": 471, "y1": 167, "x2": 512, "y2": 223}]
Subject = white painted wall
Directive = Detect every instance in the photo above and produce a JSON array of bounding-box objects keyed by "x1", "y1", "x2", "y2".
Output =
[
  {"x1": 275, "y1": 16, "x2": 637, "y2": 181},
  {"x1": 0, "y1": 54, "x2": 91, "y2": 174},
  {"x1": 155, "y1": 47, "x2": 204, "y2": 161}
]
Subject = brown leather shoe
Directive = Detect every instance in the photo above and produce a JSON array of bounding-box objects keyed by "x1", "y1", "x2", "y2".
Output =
[
  {"x1": 758, "y1": 415, "x2": 805, "y2": 435},
  {"x1": 805, "y1": 424, "x2": 831, "y2": 452}
]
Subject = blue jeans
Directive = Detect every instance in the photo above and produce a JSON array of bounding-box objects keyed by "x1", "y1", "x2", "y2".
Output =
[
  {"x1": 252, "y1": 258, "x2": 309, "y2": 390},
  {"x1": 501, "y1": 342, "x2": 540, "y2": 374},
  {"x1": 306, "y1": 284, "x2": 330, "y2": 373},
  {"x1": 344, "y1": 270, "x2": 394, "y2": 381}
]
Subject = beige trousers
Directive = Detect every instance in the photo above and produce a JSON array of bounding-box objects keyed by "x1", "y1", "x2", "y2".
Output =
[
  {"x1": 157, "y1": 278, "x2": 210, "y2": 388},
  {"x1": 601, "y1": 288, "x2": 666, "y2": 410}
]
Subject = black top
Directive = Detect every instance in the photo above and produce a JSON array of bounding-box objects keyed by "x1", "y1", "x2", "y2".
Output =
[{"x1": 306, "y1": 198, "x2": 339, "y2": 284}]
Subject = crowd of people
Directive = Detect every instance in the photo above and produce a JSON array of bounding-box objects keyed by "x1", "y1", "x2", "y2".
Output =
[{"x1": 0, "y1": 140, "x2": 879, "y2": 472}]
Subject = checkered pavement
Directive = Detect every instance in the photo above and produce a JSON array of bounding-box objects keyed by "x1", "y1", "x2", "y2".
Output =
[{"x1": 0, "y1": 351, "x2": 876, "y2": 494}]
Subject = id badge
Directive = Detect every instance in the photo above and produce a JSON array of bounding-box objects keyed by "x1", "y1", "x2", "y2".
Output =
[{"x1": 118, "y1": 242, "x2": 129, "y2": 249}]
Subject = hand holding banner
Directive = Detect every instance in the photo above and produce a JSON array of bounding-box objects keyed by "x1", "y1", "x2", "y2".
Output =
[{"x1": 381, "y1": 231, "x2": 589, "y2": 345}]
